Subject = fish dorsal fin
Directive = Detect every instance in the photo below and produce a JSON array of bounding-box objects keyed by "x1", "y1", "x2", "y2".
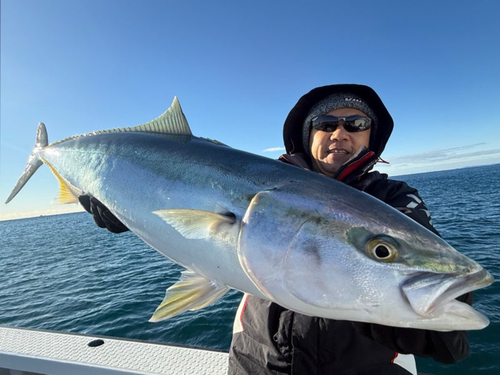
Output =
[
  {"x1": 130, "y1": 96, "x2": 192, "y2": 135},
  {"x1": 48, "y1": 97, "x2": 192, "y2": 147}
]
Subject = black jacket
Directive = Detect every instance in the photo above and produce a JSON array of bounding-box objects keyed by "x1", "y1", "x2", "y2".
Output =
[{"x1": 228, "y1": 151, "x2": 471, "y2": 375}]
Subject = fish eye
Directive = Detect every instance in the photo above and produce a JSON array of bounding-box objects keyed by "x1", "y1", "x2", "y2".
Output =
[
  {"x1": 374, "y1": 244, "x2": 390, "y2": 259},
  {"x1": 367, "y1": 237, "x2": 398, "y2": 262}
]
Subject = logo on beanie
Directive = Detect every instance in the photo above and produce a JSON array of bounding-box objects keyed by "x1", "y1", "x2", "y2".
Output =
[{"x1": 344, "y1": 97, "x2": 363, "y2": 104}]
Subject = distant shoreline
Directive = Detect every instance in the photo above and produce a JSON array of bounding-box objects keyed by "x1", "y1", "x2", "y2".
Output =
[{"x1": 0, "y1": 207, "x2": 85, "y2": 223}]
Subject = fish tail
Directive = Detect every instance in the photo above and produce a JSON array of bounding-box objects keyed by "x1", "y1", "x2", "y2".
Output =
[{"x1": 5, "y1": 122, "x2": 48, "y2": 204}]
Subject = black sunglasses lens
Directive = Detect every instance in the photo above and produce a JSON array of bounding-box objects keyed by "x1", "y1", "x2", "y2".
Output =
[
  {"x1": 312, "y1": 116, "x2": 371, "y2": 133},
  {"x1": 343, "y1": 117, "x2": 371, "y2": 132},
  {"x1": 315, "y1": 122, "x2": 338, "y2": 132}
]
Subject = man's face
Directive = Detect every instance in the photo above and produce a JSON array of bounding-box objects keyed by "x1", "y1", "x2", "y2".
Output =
[{"x1": 309, "y1": 107, "x2": 371, "y2": 177}]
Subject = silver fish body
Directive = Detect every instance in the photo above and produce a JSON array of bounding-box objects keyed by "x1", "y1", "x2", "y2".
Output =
[{"x1": 6, "y1": 98, "x2": 493, "y2": 330}]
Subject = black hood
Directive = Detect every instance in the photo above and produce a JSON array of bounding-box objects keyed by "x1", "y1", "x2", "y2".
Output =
[{"x1": 283, "y1": 84, "x2": 393, "y2": 158}]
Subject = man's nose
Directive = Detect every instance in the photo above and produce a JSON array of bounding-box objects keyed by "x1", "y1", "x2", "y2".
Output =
[{"x1": 330, "y1": 122, "x2": 348, "y2": 140}]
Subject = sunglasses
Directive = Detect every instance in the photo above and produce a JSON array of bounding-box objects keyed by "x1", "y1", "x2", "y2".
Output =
[{"x1": 311, "y1": 115, "x2": 372, "y2": 133}]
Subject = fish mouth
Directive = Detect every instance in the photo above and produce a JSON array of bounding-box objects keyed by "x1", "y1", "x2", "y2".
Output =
[{"x1": 402, "y1": 268, "x2": 494, "y2": 317}]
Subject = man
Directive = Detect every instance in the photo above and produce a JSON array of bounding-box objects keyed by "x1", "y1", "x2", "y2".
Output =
[
  {"x1": 227, "y1": 84, "x2": 471, "y2": 375},
  {"x1": 81, "y1": 84, "x2": 471, "y2": 374}
]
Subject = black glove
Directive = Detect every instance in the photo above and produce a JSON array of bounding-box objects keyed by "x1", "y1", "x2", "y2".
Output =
[
  {"x1": 351, "y1": 292, "x2": 473, "y2": 363},
  {"x1": 79, "y1": 195, "x2": 129, "y2": 233},
  {"x1": 351, "y1": 320, "x2": 470, "y2": 363}
]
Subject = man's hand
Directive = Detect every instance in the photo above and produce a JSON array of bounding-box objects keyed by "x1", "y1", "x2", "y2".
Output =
[{"x1": 78, "y1": 195, "x2": 129, "y2": 233}]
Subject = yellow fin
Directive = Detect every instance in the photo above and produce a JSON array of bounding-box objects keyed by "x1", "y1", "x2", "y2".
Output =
[
  {"x1": 149, "y1": 270, "x2": 229, "y2": 322},
  {"x1": 45, "y1": 161, "x2": 80, "y2": 204},
  {"x1": 153, "y1": 209, "x2": 236, "y2": 239}
]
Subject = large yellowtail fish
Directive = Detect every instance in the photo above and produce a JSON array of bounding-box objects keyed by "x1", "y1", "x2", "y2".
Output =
[{"x1": 6, "y1": 98, "x2": 494, "y2": 330}]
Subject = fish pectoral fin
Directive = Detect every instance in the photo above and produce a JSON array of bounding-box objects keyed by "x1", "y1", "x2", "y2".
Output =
[
  {"x1": 153, "y1": 209, "x2": 236, "y2": 239},
  {"x1": 149, "y1": 270, "x2": 229, "y2": 322}
]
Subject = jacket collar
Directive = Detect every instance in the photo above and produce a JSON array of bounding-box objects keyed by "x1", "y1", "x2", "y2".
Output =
[{"x1": 279, "y1": 146, "x2": 378, "y2": 184}]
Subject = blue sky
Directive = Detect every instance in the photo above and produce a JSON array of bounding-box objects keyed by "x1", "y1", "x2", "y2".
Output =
[{"x1": 1, "y1": 0, "x2": 500, "y2": 220}]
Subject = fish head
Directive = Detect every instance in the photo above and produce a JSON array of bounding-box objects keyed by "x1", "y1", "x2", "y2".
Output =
[
  {"x1": 341, "y1": 223, "x2": 494, "y2": 329},
  {"x1": 238, "y1": 184, "x2": 493, "y2": 331}
]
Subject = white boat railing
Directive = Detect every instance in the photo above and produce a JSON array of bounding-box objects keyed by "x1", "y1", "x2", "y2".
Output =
[{"x1": 0, "y1": 325, "x2": 228, "y2": 375}]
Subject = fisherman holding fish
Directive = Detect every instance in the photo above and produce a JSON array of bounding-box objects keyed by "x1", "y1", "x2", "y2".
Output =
[
  {"x1": 227, "y1": 84, "x2": 473, "y2": 375},
  {"x1": 76, "y1": 84, "x2": 474, "y2": 375}
]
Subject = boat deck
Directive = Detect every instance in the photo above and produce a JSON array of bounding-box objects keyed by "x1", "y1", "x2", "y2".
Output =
[{"x1": 0, "y1": 326, "x2": 228, "y2": 374}]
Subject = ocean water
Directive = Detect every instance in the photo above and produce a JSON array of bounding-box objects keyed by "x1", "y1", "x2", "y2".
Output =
[{"x1": 1, "y1": 163, "x2": 499, "y2": 374}]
